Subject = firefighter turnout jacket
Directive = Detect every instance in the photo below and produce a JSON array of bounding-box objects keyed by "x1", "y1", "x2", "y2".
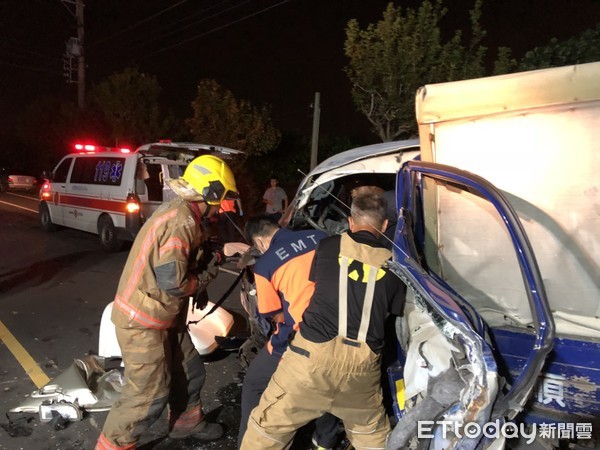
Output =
[{"x1": 111, "y1": 197, "x2": 214, "y2": 330}]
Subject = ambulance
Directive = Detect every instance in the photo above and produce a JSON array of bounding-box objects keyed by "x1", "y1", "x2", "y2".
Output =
[{"x1": 38, "y1": 141, "x2": 242, "y2": 251}]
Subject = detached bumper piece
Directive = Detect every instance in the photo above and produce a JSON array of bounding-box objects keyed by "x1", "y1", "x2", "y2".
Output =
[
  {"x1": 10, "y1": 355, "x2": 124, "y2": 425},
  {"x1": 39, "y1": 400, "x2": 83, "y2": 430},
  {"x1": 39, "y1": 400, "x2": 83, "y2": 423}
]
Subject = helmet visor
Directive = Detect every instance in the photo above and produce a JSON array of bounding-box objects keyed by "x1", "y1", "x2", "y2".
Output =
[{"x1": 202, "y1": 180, "x2": 227, "y2": 205}]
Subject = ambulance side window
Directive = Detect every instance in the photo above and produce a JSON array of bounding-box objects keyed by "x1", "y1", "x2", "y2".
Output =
[
  {"x1": 70, "y1": 157, "x2": 126, "y2": 185},
  {"x1": 54, "y1": 157, "x2": 73, "y2": 183}
]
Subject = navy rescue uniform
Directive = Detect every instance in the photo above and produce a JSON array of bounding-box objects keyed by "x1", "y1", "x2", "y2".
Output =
[{"x1": 238, "y1": 228, "x2": 339, "y2": 447}]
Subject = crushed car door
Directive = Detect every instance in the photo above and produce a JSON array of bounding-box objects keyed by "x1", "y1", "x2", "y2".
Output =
[{"x1": 387, "y1": 161, "x2": 555, "y2": 448}]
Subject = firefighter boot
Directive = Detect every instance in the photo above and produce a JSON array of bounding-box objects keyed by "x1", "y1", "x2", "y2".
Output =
[{"x1": 169, "y1": 420, "x2": 224, "y2": 441}]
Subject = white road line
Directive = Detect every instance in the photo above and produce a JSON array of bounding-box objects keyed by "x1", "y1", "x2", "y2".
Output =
[
  {"x1": 0, "y1": 199, "x2": 38, "y2": 213},
  {"x1": 5, "y1": 192, "x2": 37, "y2": 201}
]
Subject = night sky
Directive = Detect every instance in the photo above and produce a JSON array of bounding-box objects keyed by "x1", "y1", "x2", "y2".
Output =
[{"x1": 1, "y1": 0, "x2": 599, "y2": 142}]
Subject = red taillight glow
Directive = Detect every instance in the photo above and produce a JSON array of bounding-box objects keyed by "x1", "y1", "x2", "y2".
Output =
[{"x1": 40, "y1": 182, "x2": 51, "y2": 199}]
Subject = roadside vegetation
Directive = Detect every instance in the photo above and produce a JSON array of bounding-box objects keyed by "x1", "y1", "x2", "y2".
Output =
[{"x1": 4, "y1": 0, "x2": 599, "y2": 216}]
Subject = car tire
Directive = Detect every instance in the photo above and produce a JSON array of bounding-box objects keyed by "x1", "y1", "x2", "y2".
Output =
[
  {"x1": 98, "y1": 215, "x2": 124, "y2": 252},
  {"x1": 39, "y1": 202, "x2": 58, "y2": 231}
]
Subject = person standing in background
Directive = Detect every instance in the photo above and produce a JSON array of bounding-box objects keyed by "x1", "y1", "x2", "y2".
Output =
[{"x1": 262, "y1": 177, "x2": 288, "y2": 222}]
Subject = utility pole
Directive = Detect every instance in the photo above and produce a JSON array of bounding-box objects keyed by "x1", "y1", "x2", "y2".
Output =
[
  {"x1": 62, "y1": 0, "x2": 85, "y2": 108},
  {"x1": 310, "y1": 92, "x2": 321, "y2": 171},
  {"x1": 76, "y1": 0, "x2": 85, "y2": 109}
]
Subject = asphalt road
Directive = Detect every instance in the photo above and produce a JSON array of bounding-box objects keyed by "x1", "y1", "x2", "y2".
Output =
[{"x1": 0, "y1": 191, "x2": 254, "y2": 450}]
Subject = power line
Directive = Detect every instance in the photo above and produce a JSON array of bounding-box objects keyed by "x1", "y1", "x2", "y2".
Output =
[
  {"x1": 115, "y1": 0, "x2": 291, "y2": 65},
  {"x1": 0, "y1": 41, "x2": 63, "y2": 76},
  {"x1": 117, "y1": 0, "x2": 248, "y2": 51},
  {"x1": 0, "y1": 60, "x2": 62, "y2": 77},
  {"x1": 0, "y1": 40, "x2": 62, "y2": 64},
  {"x1": 0, "y1": 35, "x2": 63, "y2": 59},
  {"x1": 90, "y1": 0, "x2": 246, "y2": 64},
  {"x1": 88, "y1": 0, "x2": 190, "y2": 48}
]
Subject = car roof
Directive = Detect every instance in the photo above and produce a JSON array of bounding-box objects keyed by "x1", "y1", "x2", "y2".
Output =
[{"x1": 308, "y1": 139, "x2": 419, "y2": 178}]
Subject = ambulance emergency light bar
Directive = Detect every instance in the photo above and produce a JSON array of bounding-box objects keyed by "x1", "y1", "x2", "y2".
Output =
[{"x1": 73, "y1": 143, "x2": 131, "y2": 154}]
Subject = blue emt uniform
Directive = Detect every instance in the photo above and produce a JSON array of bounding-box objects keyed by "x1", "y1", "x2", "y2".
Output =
[{"x1": 238, "y1": 227, "x2": 339, "y2": 447}]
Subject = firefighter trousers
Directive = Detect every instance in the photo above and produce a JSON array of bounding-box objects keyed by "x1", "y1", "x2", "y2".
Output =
[
  {"x1": 238, "y1": 345, "x2": 341, "y2": 447},
  {"x1": 240, "y1": 332, "x2": 390, "y2": 450},
  {"x1": 96, "y1": 326, "x2": 206, "y2": 450}
]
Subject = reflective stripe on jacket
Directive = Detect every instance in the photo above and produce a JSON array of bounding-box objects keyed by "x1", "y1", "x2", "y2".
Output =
[{"x1": 112, "y1": 198, "x2": 207, "y2": 329}]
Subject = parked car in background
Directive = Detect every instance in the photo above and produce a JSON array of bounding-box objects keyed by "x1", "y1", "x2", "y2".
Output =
[{"x1": 6, "y1": 173, "x2": 39, "y2": 193}]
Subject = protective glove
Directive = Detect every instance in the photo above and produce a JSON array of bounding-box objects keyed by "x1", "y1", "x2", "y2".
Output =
[
  {"x1": 192, "y1": 281, "x2": 209, "y2": 310},
  {"x1": 192, "y1": 243, "x2": 222, "y2": 282}
]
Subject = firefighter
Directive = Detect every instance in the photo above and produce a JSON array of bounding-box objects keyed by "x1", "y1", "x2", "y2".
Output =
[
  {"x1": 96, "y1": 155, "x2": 238, "y2": 450},
  {"x1": 240, "y1": 194, "x2": 408, "y2": 450}
]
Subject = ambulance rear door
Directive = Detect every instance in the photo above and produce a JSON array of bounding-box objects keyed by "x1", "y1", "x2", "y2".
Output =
[{"x1": 135, "y1": 156, "x2": 187, "y2": 222}]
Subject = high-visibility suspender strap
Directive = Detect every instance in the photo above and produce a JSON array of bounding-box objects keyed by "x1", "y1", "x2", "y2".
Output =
[
  {"x1": 338, "y1": 256, "x2": 378, "y2": 342},
  {"x1": 357, "y1": 265, "x2": 377, "y2": 342},
  {"x1": 338, "y1": 256, "x2": 349, "y2": 337}
]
